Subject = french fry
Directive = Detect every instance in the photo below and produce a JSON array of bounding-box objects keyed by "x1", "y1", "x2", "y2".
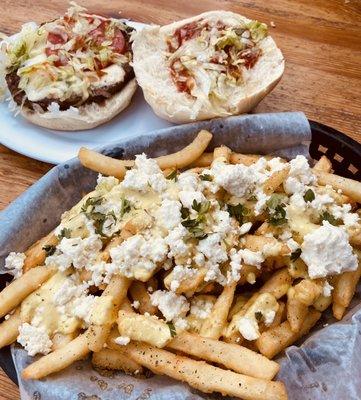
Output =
[
  {"x1": 314, "y1": 170, "x2": 361, "y2": 203},
  {"x1": 118, "y1": 310, "x2": 172, "y2": 348},
  {"x1": 0, "y1": 266, "x2": 56, "y2": 318},
  {"x1": 52, "y1": 332, "x2": 78, "y2": 351},
  {"x1": 79, "y1": 147, "x2": 127, "y2": 179},
  {"x1": 259, "y1": 268, "x2": 292, "y2": 299},
  {"x1": 165, "y1": 268, "x2": 206, "y2": 295},
  {"x1": 86, "y1": 275, "x2": 131, "y2": 352},
  {"x1": 256, "y1": 309, "x2": 321, "y2": 359},
  {"x1": 230, "y1": 153, "x2": 262, "y2": 166},
  {"x1": 268, "y1": 301, "x2": 286, "y2": 329},
  {"x1": 190, "y1": 152, "x2": 213, "y2": 168},
  {"x1": 22, "y1": 334, "x2": 89, "y2": 379},
  {"x1": 293, "y1": 279, "x2": 323, "y2": 306},
  {"x1": 286, "y1": 288, "x2": 308, "y2": 332},
  {"x1": 129, "y1": 281, "x2": 158, "y2": 315},
  {"x1": 263, "y1": 167, "x2": 290, "y2": 196},
  {"x1": 23, "y1": 232, "x2": 58, "y2": 272},
  {"x1": 332, "y1": 304, "x2": 346, "y2": 320},
  {"x1": 92, "y1": 348, "x2": 143, "y2": 374},
  {"x1": 313, "y1": 295, "x2": 332, "y2": 312},
  {"x1": 0, "y1": 309, "x2": 21, "y2": 349},
  {"x1": 122, "y1": 341, "x2": 288, "y2": 400},
  {"x1": 244, "y1": 235, "x2": 290, "y2": 256},
  {"x1": 199, "y1": 282, "x2": 236, "y2": 339},
  {"x1": 167, "y1": 331, "x2": 280, "y2": 380},
  {"x1": 229, "y1": 295, "x2": 249, "y2": 320},
  {"x1": 213, "y1": 146, "x2": 231, "y2": 162},
  {"x1": 239, "y1": 264, "x2": 261, "y2": 285},
  {"x1": 313, "y1": 156, "x2": 332, "y2": 173},
  {"x1": 332, "y1": 262, "x2": 361, "y2": 320}
]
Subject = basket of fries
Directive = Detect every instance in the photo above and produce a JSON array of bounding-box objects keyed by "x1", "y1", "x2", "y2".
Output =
[{"x1": 0, "y1": 113, "x2": 360, "y2": 400}]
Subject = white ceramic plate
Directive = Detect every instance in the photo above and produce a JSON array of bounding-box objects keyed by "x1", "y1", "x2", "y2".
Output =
[{"x1": 0, "y1": 21, "x2": 173, "y2": 164}]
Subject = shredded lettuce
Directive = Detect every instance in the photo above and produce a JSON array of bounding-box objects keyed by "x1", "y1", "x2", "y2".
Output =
[
  {"x1": 215, "y1": 30, "x2": 244, "y2": 51},
  {"x1": 246, "y1": 21, "x2": 268, "y2": 43}
]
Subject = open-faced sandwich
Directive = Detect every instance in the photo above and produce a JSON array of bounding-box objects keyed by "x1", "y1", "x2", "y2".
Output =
[
  {"x1": 132, "y1": 11, "x2": 284, "y2": 123},
  {"x1": 0, "y1": 4, "x2": 136, "y2": 130}
]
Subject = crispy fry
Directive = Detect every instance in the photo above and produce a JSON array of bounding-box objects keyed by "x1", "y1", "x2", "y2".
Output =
[
  {"x1": 86, "y1": 275, "x2": 131, "y2": 352},
  {"x1": 263, "y1": 167, "x2": 290, "y2": 196},
  {"x1": 165, "y1": 268, "x2": 206, "y2": 295},
  {"x1": 79, "y1": 147, "x2": 127, "y2": 179},
  {"x1": 259, "y1": 268, "x2": 292, "y2": 299},
  {"x1": 293, "y1": 279, "x2": 323, "y2": 306},
  {"x1": 52, "y1": 332, "x2": 78, "y2": 351},
  {"x1": 229, "y1": 295, "x2": 249, "y2": 320},
  {"x1": 0, "y1": 266, "x2": 56, "y2": 318},
  {"x1": 244, "y1": 235, "x2": 290, "y2": 256},
  {"x1": 92, "y1": 348, "x2": 143, "y2": 374},
  {"x1": 23, "y1": 232, "x2": 58, "y2": 272},
  {"x1": 129, "y1": 281, "x2": 158, "y2": 315},
  {"x1": 122, "y1": 341, "x2": 287, "y2": 400},
  {"x1": 268, "y1": 301, "x2": 286, "y2": 329},
  {"x1": 230, "y1": 153, "x2": 262, "y2": 166},
  {"x1": 0, "y1": 309, "x2": 21, "y2": 349},
  {"x1": 118, "y1": 310, "x2": 172, "y2": 348},
  {"x1": 332, "y1": 303, "x2": 346, "y2": 320},
  {"x1": 22, "y1": 334, "x2": 89, "y2": 379},
  {"x1": 213, "y1": 146, "x2": 231, "y2": 162},
  {"x1": 167, "y1": 331, "x2": 280, "y2": 380},
  {"x1": 313, "y1": 295, "x2": 332, "y2": 312},
  {"x1": 314, "y1": 170, "x2": 361, "y2": 203},
  {"x1": 286, "y1": 288, "x2": 308, "y2": 332},
  {"x1": 199, "y1": 282, "x2": 236, "y2": 339},
  {"x1": 256, "y1": 310, "x2": 321, "y2": 359},
  {"x1": 190, "y1": 152, "x2": 213, "y2": 168},
  {"x1": 313, "y1": 156, "x2": 332, "y2": 172}
]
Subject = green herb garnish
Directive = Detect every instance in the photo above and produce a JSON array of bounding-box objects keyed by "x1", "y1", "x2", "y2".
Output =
[
  {"x1": 166, "y1": 169, "x2": 178, "y2": 181},
  {"x1": 255, "y1": 311, "x2": 263, "y2": 322},
  {"x1": 43, "y1": 245, "x2": 56, "y2": 256},
  {"x1": 58, "y1": 228, "x2": 71, "y2": 239},
  {"x1": 199, "y1": 174, "x2": 213, "y2": 182},
  {"x1": 266, "y1": 194, "x2": 288, "y2": 226},
  {"x1": 320, "y1": 211, "x2": 341, "y2": 226},
  {"x1": 167, "y1": 322, "x2": 177, "y2": 337},
  {"x1": 120, "y1": 197, "x2": 132, "y2": 217},
  {"x1": 290, "y1": 248, "x2": 302, "y2": 261},
  {"x1": 303, "y1": 189, "x2": 315, "y2": 203},
  {"x1": 227, "y1": 203, "x2": 249, "y2": 224},
  {"x1": 181, "y1": 207, "x2": 190, "y2": 219},
  {"x1": 81, "y1": 196, "x2": 103, "y2": 214}
]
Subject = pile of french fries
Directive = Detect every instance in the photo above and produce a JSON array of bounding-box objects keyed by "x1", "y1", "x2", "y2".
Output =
[{"x1": 1, "y1": 130, "x2": 361, "y2": 400}]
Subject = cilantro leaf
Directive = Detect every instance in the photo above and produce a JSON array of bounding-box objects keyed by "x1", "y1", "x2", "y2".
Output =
[
  {"x1": 81, "y1": 196, "x2": 103, "y2": 214},
  {"x1": 320, "y1": 211, "x2": 341, "y2": 226},
  {"x1": 227, "y1": 203, "x2": 249, "y2": 224},
  {"x1": 167, "y1": 322, "x2": 177, "y2": 337},
  {"x1": 303, "y1": 189, "x2": 315, "y2": 203},
  {"x1": 120, "y1": 197, "x2": 132, "y2": 217},
  {"x1": 290, "y1": 248, "x2": 302, "y2": 261},
  {"x1": 43, "y1": 244, "x2": 56, "y2": 256},
  {"x1": 266, "y1": 194, "x2": 288, "y2": 226},
  {"x1": 166, "y1": 169, "x2": 178, "y2": 181}
]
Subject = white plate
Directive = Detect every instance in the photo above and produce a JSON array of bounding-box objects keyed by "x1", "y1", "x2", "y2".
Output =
[{"x1": 0, "y1": 21, "x2": 174, "y2": 164}]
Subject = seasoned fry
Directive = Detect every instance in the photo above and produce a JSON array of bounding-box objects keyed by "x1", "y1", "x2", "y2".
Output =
[
  {"x1": 23, "y1": 232, "x2": 58, "y2": 272},
  {"x1": 122, "y1": 341, "x2": 287, "y2": 400},
  {"x1": 168, "y1": 331, "x2": 280, "y2": 380},
  {"x1": 190, "y1": 152, "x2": 213, "y2": 167},
  {"x1": 0, "y1": 266, "x2": 56, "y2": 318},
  {"x1": 293, "y1": 279, "x2": 323, "y2": 306},
  {"x1": 92, "y1": 348, "x2": 143, "y2": 374},
  {"x1": 79, "y1": 147, "x2": 127, "y2": 179},
  {"x1": 199, "y1": 282, "x2": 236, "y2": 339},
  {"x1": 165, "y1": 268, "x2": 206, "y2": 295},
  {"x1": 244, "y1": 235, "x2": 290, "y2": 256},
  {"x1": 52, "y1": 332, "x2": 78, "y2": 351},
  {"x1": 314, "y1": 170, "x2": 361, "y2": 203},
  {"x1": 129, "y1": 281, "x2": 158, "y2": 315},
  {"x1": 256, "y1": 310, "x2": 321, "y2": 359},
  {"x1": 118, "y1": 310, "x2": 172, "y2": 347},
  {"x1": 22, "y1": 334, "x2": 89, "y2": 379},
  {"x1": 230, "y1": 153, "x2": 263, "y2": 165},
  {"x1": 263, "y1": 167, "x2": 290, "y2": 196},
  {"x1": 0, "y1": 309, "x2": 21, "y2": 349},
  {"x1": 259, "y1": 268, "x2": 292, "y2": 299},
  {"x1": 213, "y1": 145, "x2": 231, "y2": 162},
  {"x1": 313, "y1": 155, "x2": 332, "y2": 172},
  {"x1": 286, "y1": 288, "x2": 308, "y2": 332},
  {"x1": 155, "y1": 130, "x2": 213, "y2": 169},
  {"x1": 86, "y1": 275, "x2": 131, "y2": 352},
  {"x1": 268, "y1": 301, "x2": 286, "y2": 329}
]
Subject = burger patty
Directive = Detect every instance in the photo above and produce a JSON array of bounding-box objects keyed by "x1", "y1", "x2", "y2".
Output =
[{"x1": 5, "y1": 64, "x2": 134, "y2": 111}]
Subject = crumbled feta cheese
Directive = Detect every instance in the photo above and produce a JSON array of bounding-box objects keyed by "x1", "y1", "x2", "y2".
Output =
[
  {"x1": 286, "y1": 238, "x2": 299, "y2": 252},
  {"x1": 174, "y1": 318, "x2": 188, "y2": 330},
  {"x1": 238, "y1": 317, "x2": 259, "y2": 341},
  {"x1": 178, "y1": 190, "x2": 206, "y2": 209},
  {"x1": 17, "y1": 323, "x2": 52, "y2": 356},
  {"x1": 114, "y1": 336, "x2": 130, "y2": 346},
  {"x1": 53, "y1": 278, "x2": 87, "y2": 306},
  {"x1": 4, "y1": 252, "x2": 25, "y2": 278},
  {"x1": 122, "y1": 153, "x2": 167, "y2": 193},
  {"x1": 131, "y1": 300, "x2": 140, "y2": 309},
  {"x1": 239, "y1": 222, "x2": 252, "y2": 236},
  {"x1": 239, "y1": 249, "x2": 264, "y2": 268},
  {"x1": 169, "y1": 265, "x2": 197, "y2": 292},
  {"x1": 156, "y1": 199, "x2": 182, "y2": 230},
  {"x1": 165, "y1": 225, "x2": 189, "y2": 259},
  {"x1": 177, "y1": 172, "x2": 199, "y2": 191},
  {"x1": 193, "y1": 252, "x2": 205, "y2": 266},
  {"x1": 254, "y1": 190, "x2": 270, "y2": 216},
  {"x1": 190, "y1": 298, "x2": 214, "y2": 319},
  {"x1": 72, "y1": 294, "x2": 97, "y2": 325},
  {"x1": 197, "y1": 233, "x2": 228, "y2": 265},
  {"x1": 284, "y1": 155, "x2": 316, "y2": 195},
  {"x1": 228, "y1": 248, "x2": 243, "y2": 282},
  {"x1": 301, "y1": 221, "x2": 358, "y2": 278},
  {"x1": 110, "y1": 233, "x2": 168, "y2": 279},
  {"x1": 330, "y1": 204, "x2": 359, "y2": 227},
  {"x1": 45, "y1": 235, "x2": 102, "y2": 271},
  {"x1": 264, "y1": 310, "x2": 276, "y2": 326},
  {"x1": 267, "y1": 157, "x2": 286, "y2": 172},
  {"x1": 96, "y1": 174, "x2": 119, "y2": 192},
  {"x1": 322, "y1": 281, "x2": 333, "y2": 297},
  {"x1": 310, "y1": 193, "x2": 334, "y2": 211},
  {"x1": 150, "y1": 290, "x2": 189, "y2": 321}
]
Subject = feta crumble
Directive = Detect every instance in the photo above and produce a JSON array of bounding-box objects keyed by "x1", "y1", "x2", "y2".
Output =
[
  {"x1": 114, "y1": 336, "x2": 130, "y2": 346},
  {"x1": 150, "y1": 290, "x2": 189, "y2": 321},
  {"x1": 4, "y1": 252, "x2": 25, "y2": 278},
  {"x1": 17, "y1": 323, "x2": 52, "y2": 356}
]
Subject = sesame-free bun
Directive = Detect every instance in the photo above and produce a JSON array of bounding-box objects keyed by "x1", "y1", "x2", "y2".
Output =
[
  {"x1": 132, "y1": 11, "x2": 284, "y2": 123},
  {"x1": 20, "y1": 78, "x2": 137, "y2": 131}
]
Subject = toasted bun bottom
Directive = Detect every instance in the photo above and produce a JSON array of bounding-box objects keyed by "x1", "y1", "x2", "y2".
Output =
[
  {"x1": 20, "y1": 79, "x2": 137, "y2": 131},
  {"x1": 132, "y1": 11, "x2": 284, "y2": 124}
]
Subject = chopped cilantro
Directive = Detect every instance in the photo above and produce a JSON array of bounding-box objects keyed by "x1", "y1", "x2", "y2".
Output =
[
  {"x1": 290, "y1": 248, "x2": 302, "y2": 261},
  {"x1": 181, "y1": 207, "x2": 190, "y2": 219},
  {"x1": 167, "y1": 322, "x2": 177, "y2": 337},
  {"x1": 303, "y1": 189, "x2": 315, "y2": 203},
  {"x1": 266, "y1": 194, "x2": 288, "y2": 226},
  {"x1": 199, "y1": 174, "x2": 213, "y2": 181},
  {"x1": 43, "y1": 244, "x2": 56, "y2": 256},
  {"x1": 58, "y1": 228, "x2": 71, "y2": 239},
  {"x1": 320, "y1": 211, "x2": 340, "y2": 226},
  {"x1": 120, "y1": 197, "x2": 132, "y2": 217},
  {"x1": 227, "y1": 203, "x2": 249, "y2": 224},
  {"x1": 166, "y1": 169, "x2": 178, "y2": 181},
  {"x1": 81, "y1": 196, "x2": 103, "y2": 214}
]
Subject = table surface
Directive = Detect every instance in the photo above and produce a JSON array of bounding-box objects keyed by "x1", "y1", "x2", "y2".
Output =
[{"x1": 0, "y1": 0, "x2": 361, "y2": 397}]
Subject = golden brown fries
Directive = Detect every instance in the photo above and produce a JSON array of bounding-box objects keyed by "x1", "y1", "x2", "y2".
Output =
[
  {"x1": 92, "y1": 348, "x2": 143, "y2": 374},
  {"x1": 0, "y1": 309, "x2": 21, "y2": 349},
  {"x1": 23, "y1": 232, "x2": 58, "y2": 272}
]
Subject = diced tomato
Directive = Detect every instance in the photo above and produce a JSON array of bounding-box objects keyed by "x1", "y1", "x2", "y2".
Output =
[
  {"x1": 89, "y1": 20, "x2": 108, "y2": 46},
  {"x1": 112, "y1": 28, "x2": 125, "y2": 53},
  {"x1": 47, "y1": 32, "x2": 67, "y2": 45}
]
